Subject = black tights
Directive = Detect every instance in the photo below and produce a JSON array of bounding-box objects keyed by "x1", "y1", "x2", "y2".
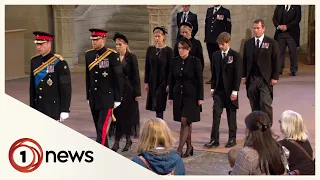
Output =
[
  {"x1": 156, "y1": 111, "x2": 164, "y2": 119},
  {"x1": 177, "y1": 117, "x2": 192, "y2": 154}
]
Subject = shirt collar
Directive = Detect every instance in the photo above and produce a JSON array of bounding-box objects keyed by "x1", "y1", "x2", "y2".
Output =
[
  {"x1": 183, "y1": 11, "x2": 189, "y2": 15},
  {"x1": 214, "y1": 6, "x2": 221, "y2": 11},
  {"x1": 221, "y1": 47, "x2": 230, "y2": 56},
  {"x1": 255, "y1": 34, "x2": 264, "y2": 43}
]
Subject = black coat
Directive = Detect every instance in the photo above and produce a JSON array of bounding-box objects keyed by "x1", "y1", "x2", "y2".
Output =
[
  {"x1": 243, "y1": 36, "x2": 281, "y2": 98},
  {"x1": 169, "y1": 55, "x2": 203, "y2": 123},
  {"x1": 273, "y1": 5, "x2": 301, "y2": 46},
  {"x1": 29, "y1": 52, "x2": 72, "y2": 120},
  {"x1": 144, "y1": 46, "x2": 173, "y2": 112},
  {"x1": 177, "y1": 11, "x2": 198, "y2": 38},
  {"x1": 85, "y1": 47, "x2": 123, "y2": 110},
  {"x1": 174, "y1": 37, "x2": 204, "y2": 70},
  {"x1": 211, "y1": 48, "x2": 242, "y2": 108},
  {"x1": 205, "y1": 6, "x2": 232, "y2": 44},
  {"x1": 113, "y1": 51, "x2": 141, "y2": 134}
]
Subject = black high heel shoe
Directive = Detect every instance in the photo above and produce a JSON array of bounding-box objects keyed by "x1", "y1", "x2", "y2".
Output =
[
  {"x1": 122, "y1": 140, "x2": 132, "y2": 152},
  {"x1": 182, "y1": 146, "x2": 194, "y2": 158},
  {"x1": 111, "y1": 142, "x2": 120, "y2": 152}
]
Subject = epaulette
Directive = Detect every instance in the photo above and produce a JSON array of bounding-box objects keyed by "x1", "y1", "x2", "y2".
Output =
[
  {"x1": 85, "y1": 49, "x2": 95, "y2": 53},
  {"x1": 107, "y1": 48, "x2": 117, "y2": 53},
  {"x1": 31, "y1": 54, "x2": 41, "y2": 59},
  {"x1": 54, "y1": 54, "x2": 64, "y2": 61}
]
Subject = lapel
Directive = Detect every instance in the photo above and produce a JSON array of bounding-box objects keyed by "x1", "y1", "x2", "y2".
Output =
[
  {"x1": 178, "y1": 12, "x2": 182, "y2": 23},
  {"x1": 223, "y1": 49, "x2": 232, "y2": 68},
  {"x1": 122, "y1": 51, "x2": 129, "y2": 67},
  {"x1": 258, "y1": 36, "x2": 268, "y2": 62},
  {"x1": 215, "y1": 51, "x2": 222, "y2": 79}
]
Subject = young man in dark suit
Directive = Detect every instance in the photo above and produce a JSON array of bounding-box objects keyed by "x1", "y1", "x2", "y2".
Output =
[
  {"x1": 204, "y1": 5, "x2": 232, "y2": 84},
  {"x1": 242, "y1": 19, "x2": 281, "y2": 126},
  {"x1": 176, "y1": 5, "x2": 198, "y2": 39},
  {"x1": 204, "y1": 32, "x2": 242, "y2": 148},
  {"x1": 273, "y1": 5, "x2": 301, "y2": 76}
]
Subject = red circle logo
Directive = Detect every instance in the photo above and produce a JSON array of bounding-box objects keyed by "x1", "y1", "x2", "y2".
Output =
[{"x1": 8, "y1": 138, "x2": 43, "y2": 173}]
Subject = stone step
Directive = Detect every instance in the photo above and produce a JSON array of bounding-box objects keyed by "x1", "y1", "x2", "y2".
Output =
[
  {"x1": 106, "y1": 31, "x2": 149, "y2": 41},
  {"x1": 106, "y1": 22, "x2": 149, "y2": 33},
  {"x1": 114, "y1": 6, "x2": 149, "y2": 16},
  {"x1": 108, "y1": 15, "x2": 149, "y2": 25}
]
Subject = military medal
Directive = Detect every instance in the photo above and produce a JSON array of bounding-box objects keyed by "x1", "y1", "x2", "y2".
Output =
[
  {"x1": 227, "y1": 56, "x2": 233, "y2": 64},
  {"x1": 102, "y1": 71, "x2": 108, "y2": 77},
  {"x1": 47, "y1": 78, "x2": 53, "y2": 86},
  {"x1": 265, "y1": 43, "x2": 269, "y2": 49},
  {"x1": 47, "y1": 65, "x2": 54, "y2": 73}
]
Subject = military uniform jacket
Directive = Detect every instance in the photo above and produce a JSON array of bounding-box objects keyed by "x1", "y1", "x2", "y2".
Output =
[
  {"x1": 85, "y1": 47, "x2": 123, "y2": 110},
  {"x1": 205, "y1": 6, "x2": 232, "y2": 44},
  {"x1": 29, "y1": 52, "x2": 72, "y2": 120}
]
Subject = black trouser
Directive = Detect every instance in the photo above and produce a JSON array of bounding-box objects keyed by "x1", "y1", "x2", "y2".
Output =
[
  {"x1": 210, "y1": 90, "x2": 237, "y2": 141},
  {"x1": 247, "y1": 76, "x2": 273, "y2": 126},
  {"x1": 276, "y1": 32, "x2": 298, "y2": 73},
  {"x1": 206, "y1": 43, "x2": 220, "y2": 79},
  {"x1": 90, "y1": 108, "x2": 113, "y2": 147}
]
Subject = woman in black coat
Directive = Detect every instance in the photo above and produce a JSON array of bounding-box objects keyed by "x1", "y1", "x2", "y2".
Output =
[
  {"x1": 110, "y1": 32, "x2": 141, "y2": 152},
  {"x1": 169, "y1": 37, "x2": 204, "y2": 157},
  {"x1": 144, "y1": 26, "x2": 173, "y2": 119},
  {"x1": 174, "y1": 22, "x2": 204, "y2": 71}
]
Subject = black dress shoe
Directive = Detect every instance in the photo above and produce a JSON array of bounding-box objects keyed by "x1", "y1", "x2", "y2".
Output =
[
  {"x1": 204, "y1": 140, "x2": 219, "y2": 148},
  {"x1": 225, "y1": 139, "x2": 236, "y2": 148}
]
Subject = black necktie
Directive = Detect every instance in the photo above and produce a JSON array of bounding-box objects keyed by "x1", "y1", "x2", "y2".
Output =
[
  {"x1": 223, "y1": 53, "x2": 226, "y2": 59},
  {"x1": 256, "y1": 39, "x2": 260, "y2": 48},
  {"x1": 182, "y1": 13, "x2": 186, "y2": 22}
]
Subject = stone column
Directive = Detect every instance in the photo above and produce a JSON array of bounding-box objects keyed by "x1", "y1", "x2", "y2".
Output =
[
  {"x1": 147, "y1": 5, "x2": 175, "y2": 46},
  {"x1": 307, "y1": 5, "x2": 315, "y2": 65},
  {"x1": 53, "y1": 5, "x2": 77, "y2": 68}
]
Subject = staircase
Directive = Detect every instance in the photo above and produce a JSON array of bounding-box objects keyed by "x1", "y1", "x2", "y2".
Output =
[{"x1": 74, "y1": 5, "x2": 149, "y2": 73}]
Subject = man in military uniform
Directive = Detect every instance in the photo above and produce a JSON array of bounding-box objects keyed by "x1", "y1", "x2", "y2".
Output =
[
  {"x1": 29, "y1": 31, "x2": 72, "y2": 122},
  {"x1": 85, "y1": 28, "x2": 123, "y2": 148},
  {"x1": 205, "y1": 5, "x2": 232, "y2": 84}
]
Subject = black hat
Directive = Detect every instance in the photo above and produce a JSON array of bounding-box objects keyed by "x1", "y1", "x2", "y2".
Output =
[
  {"x1": 153, "y1": 26, "x2": 168, "y2": 35},
  {"x1": 89, "y1": 28, "x2": 108, "y2": 40},
  {"x1": 180, "y1": 21, "x2": 193, "y2": 30},
  {"x1": 112, "y1": 32, "x2": 129, "y2": 44},
  {"x1": 32, "y1": 31, "x2": 54, "y2": 44},
  {"x1": 178, "y1": 37, "x2": 192, "y2": 49}
]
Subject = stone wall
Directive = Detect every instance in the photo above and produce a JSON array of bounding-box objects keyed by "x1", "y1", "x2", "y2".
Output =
[{"x1": 5, "y1": 5, "x2": 53, "y2": 73}]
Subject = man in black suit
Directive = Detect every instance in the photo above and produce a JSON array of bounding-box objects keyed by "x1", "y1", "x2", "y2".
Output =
[
  {"x1": 273, "y1": 5, "x2": 301, "y2": 76},
  {"x1": 242, "y1": 19, "x2": 281, "y2": 126},
  {"x1": 204, "y1": 32, "x2": 242, "y2": 148},
  {"x1": 176, "y1": 5, "x2": 198, "y2": 39},
  {"x1": 205, "y1": 5, "x2": 232, "y2": 84}
]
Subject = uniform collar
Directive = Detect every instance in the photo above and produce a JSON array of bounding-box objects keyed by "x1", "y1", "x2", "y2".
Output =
[
  {"x1": 214, "y1": 6, "x2": 221, "y2": 11},
  {"x1": 96, "y1": 46, "x2": 106, "y2": 56},
  {"x1": 42, "y1": 52, "x2": 54, "y2": 62}
]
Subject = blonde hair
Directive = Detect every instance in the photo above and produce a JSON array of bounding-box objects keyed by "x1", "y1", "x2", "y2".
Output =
[
  {"x1": 280, "y1": 110, "x2": 308, "y2": 141},
  {"x1": 228, "y1": 148, "x2": 239, "y2": 166},
  {"x1": 137, "y1": 118, "x2": 174, "y2": 153},
  {"x1": 153, "y1": 29, "x2": 167, "y2": 44},
  {"x1": 180, "y1": 25, "x2": 192, "y2": 38}
]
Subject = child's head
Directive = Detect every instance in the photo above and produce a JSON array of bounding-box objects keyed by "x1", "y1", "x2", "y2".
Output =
[{"x1": 228, "y1": 148, "x2": 239, "y2": 167}]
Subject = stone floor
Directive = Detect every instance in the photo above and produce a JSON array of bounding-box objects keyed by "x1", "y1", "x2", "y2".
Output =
[{"x1": 5, "y1": 60, "x2": 315, "y2": 175}]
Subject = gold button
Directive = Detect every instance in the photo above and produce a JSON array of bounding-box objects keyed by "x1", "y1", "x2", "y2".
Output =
[
  {"x1": 39, "y1": 96, "x2": 42, "y2": 99},
  {"x1": 53, "y1": 101, "x2": 56, "y2": 103},
  {"x1": 41, "y1": 80, "x2": 43, "y2": 82},
  {"x1": 95, "y1": 71, "x2": 98, "y2": 74},
  {"x1": 39, "y1": 88, "x2": 42, "y2": 90},
  {"x1": 94, "y1": 88, "x2": 97, "y2": 90},
  {"x1": 95, "y1": 80, "x2": 97, "y2": 82},
  {"x1": 109, "y1": 91, "x2": 111, "y2": 94}
]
